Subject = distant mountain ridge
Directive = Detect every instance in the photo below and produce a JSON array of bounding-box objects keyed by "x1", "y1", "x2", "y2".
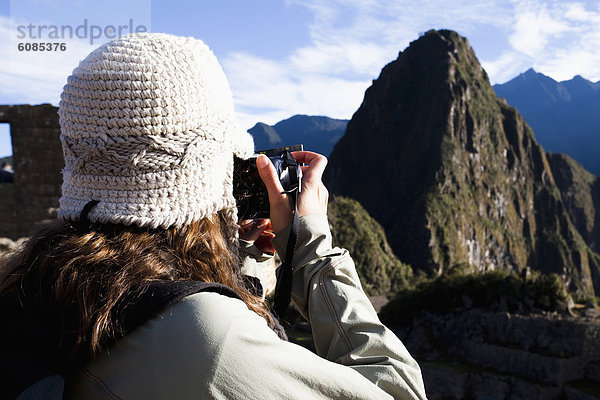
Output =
[
  {"x1": 248, "y1": 115, "x2": 348, "y2": 156},
  {"x1": 324, "y1": 29, "x2": 600, "y2": 298},
  {"x1": 494, "y1": 69, "x2": 600, "y2": 175}
]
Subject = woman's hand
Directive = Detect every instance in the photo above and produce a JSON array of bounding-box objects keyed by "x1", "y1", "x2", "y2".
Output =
[
  {"x1": 256, "y1": 151, "x2": 329, "y2": 235},
  {"x1": 238, "y1": 219, "x2": 276, "y2": 254}
]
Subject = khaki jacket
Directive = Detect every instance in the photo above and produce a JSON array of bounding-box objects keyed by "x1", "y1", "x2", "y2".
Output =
[{"x1": 69, "y1": 214, "x2": 427, "y2": 399}]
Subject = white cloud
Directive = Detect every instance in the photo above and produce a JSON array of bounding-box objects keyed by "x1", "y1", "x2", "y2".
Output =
[
  {"x1": 0, "y1": 14, "x2": 96, "y2": 105},
  {"x1": 482, "y1": 51, "x2": 529, "y2": 85},
  {"x1": 226, "y1": 0, "x2": 600, "y2": 129},
  {"x1": 226, "y1": 0, "x2": 514, "y2": 128},
  {"x1": 536, "y1": 2, "x2": 600, "y2": 82},
  {"x1": 509, "y1": 1, "x2": 572, "y2": 56},
  {"x1": 223, "y1": 51, "x2": 369, "y2": 130},
  {"x1": 3, "y1": 0, "x2": 600, "y2": 134},
  {"x1": 489, "y1": 0, "x2": 600, "y2": 83}
]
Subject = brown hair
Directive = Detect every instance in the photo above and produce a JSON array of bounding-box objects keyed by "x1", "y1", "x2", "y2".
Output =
[{"x1": 0, "y1": 210, "x2": 275, "y2": 359}]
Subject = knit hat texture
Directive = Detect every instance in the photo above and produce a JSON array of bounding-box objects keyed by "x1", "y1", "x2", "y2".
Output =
[{"x1": 57, "y1": 33, "x2": 254, "y2": 234}]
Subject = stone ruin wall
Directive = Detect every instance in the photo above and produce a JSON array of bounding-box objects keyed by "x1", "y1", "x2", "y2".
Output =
[{"x1": 0, "y1": 104, "x2": 63, "y2": 240}]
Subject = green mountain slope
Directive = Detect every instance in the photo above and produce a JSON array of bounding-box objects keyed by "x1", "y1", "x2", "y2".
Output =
[{"x1": 327, "y1": 196, "x2": 412, "y2": 297}]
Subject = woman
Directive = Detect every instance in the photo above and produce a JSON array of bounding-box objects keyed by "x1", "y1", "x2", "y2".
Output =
[{"x1": 0, "y1": 33, "x2": 426, "y2": 399}]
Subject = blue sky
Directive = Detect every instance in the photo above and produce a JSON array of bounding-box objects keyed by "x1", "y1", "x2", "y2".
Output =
[{"x1": 2, "y1": 0, "x2": 600, "y2": 157}]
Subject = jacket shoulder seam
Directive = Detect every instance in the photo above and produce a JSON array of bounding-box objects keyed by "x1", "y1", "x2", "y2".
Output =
[
  {"x1": 81, "y1": 367, "x2": 124, "y2": 400},
  {"x1": 318, "y1": 254, "x2": 354, "y2": 360}
]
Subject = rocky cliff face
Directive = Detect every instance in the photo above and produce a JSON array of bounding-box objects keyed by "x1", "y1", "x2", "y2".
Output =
[
  {"x1": 547, "y1": 153, "x2": 600, "y2": 254},
  {"x1": 324, "y1": 30, "x2": 600, "y2": 298}
]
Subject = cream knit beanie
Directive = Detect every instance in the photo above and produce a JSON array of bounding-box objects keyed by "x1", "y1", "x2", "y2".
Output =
[{"x1": 57, "y1": 33, "x2": 254, "y2": 237}]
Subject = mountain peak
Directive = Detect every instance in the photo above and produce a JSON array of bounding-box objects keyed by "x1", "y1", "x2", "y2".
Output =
[
  {"x1": 402, "y1": 29, "x2": 485, "y2": 77},
  {"x1": 561, "y1": 74, "x2": 598, "y2": 94},
  {"x1": 325, "y1": 29, "x2": 599, "y2": 297},
  {"x1": 519, "y1": 68, "x2": 556, "y2": 83}
]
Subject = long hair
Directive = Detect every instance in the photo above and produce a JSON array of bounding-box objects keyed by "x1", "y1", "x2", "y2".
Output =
[{"x1": 0, "y1": 210, "x2": 275, "y2": 359}]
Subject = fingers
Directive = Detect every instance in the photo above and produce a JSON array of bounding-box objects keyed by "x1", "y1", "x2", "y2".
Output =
[
  {"x1": 291, "y1": 151, "x2": 328, "y2": 183},
  {"x1": 239, "y1": 219, "x2": 272, "y2": 233},
  {"x1": 237, "y1": 219, "x2": 275, "y2": 254},
  {"x1": 238, "y1": 219, "x2": 271, "y2": 242},
  {"x1": 239, "y1": 219, "x2": 254, "y2": 229},
  {"x1": 291, "y1": 151, "x2": 327, "y2": 167},
  {"x1": 256, "y1": 155, "x2": 285, "y2": 198},
  {"x1": 289, "y1": 151, "x2": 329, "y2": 217},
  {"x1": 256, "y1": 155, "x2": 293, "y2": 234},
  {"x1": 254, "y1": 232, "x2": 276, "y2": 254}
]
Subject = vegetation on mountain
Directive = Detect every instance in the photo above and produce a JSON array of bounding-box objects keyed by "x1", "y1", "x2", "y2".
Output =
[
  {"x1": 327, "y1": 196, "x2": 413, "y2": 297},
  {"x1": 379, "y1": 269, "x2": 570, "y2": 326}
]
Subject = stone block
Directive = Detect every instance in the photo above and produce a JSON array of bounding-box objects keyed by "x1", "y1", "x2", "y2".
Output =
[
  {"x1": 460, "y1": 341, "x2": 587, "y2": 384},
  {"x1": 587, "y1": 363, "x2": 600, "y2": 384},
  {"x1": 564, "y1": 383, "x2": 600, "y2": 400},
  {"x1": 421, "y1": 362, "x2": 468, "y2": 399},
  {"x1": 0, "y1": 104, "x2": 63, "y2": 239}
]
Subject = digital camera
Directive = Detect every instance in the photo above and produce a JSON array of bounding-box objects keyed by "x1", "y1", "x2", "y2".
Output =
[{"x1": 233, "y1": 144, "x2": 303, "y2": 219}]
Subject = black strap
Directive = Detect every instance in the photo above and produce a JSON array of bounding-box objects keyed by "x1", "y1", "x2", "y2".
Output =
[
  {"x1": 273, "y1": 189, "x2": 300, "y2": 318},
  {"x1": 115, "y1": 280, "x2": 287, "y2": 342},
  {"x1": 272, "y1": 151, "x2": 302, "y2": 318},
  {"x1": 79, "y1": 200, "x2": 99, "y2": 222},
  {"x1": 113, "y1": 280, "x2": 243, "y2": 340}
]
